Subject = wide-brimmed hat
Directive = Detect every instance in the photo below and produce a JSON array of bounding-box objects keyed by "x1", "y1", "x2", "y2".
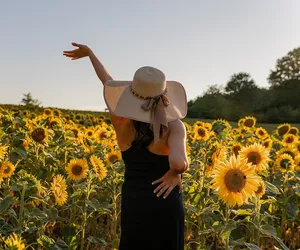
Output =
[{"x1": 103, "y1": 66, "x2": 187, "y2": 143}]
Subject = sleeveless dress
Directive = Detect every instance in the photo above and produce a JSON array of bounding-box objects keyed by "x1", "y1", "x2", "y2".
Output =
[{"x1": 119, "y1": 146, "x2": 185, "y2": 250}]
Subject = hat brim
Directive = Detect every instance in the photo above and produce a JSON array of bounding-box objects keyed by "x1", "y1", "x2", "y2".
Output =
[{"x1": 103, "y1": 80, "x2": 187, "y2": 123}]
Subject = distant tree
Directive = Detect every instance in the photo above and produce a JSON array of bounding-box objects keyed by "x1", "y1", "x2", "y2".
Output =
[
  {"x1": 20, "y1": 93, "x2": 42, "y2": 107},
  {"x1": 225, "y1": 72, "x2": 256, "y2": 95},
  {"x1": 204, "y1": 84, "x2": 223, "y2": 95},
  {"x1": 268, "y1": 47, "x2": 300, "y2": 87}
]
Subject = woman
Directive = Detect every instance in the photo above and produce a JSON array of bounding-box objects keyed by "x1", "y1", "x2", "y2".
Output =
[{"x1": 63, "y1": 42, "x2": 189, "y2": 250}]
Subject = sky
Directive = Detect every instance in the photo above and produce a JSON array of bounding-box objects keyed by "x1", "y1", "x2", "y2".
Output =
[{"x1": 1, "y1": 1, "x2": 300, "y2": 111}]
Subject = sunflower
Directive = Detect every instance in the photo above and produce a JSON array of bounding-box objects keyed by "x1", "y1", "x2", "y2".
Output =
[
  {"x1": 0, "y1": 144, "x2": 8, "y2": 160},
  {"x1": 211, "y1": 154, "x2": 260, "y2": 207},
  {"x1": 262, "y1": 138, "x2": 273, "y2": 151},
  {"x1": 255, "y1": 179, "x2": 266, "y2": 198},
  {"x1": 238, "y1": 118, "x2": 245, "y2": 127},
  {"x1": 211, "y1": 145, "x2": 227, "y2": 168},
  {"x1": 49, "y1": 117, "x2": 62, "y2": 129},
  {"x1": 255, "y1": 127, "x2": 268, "y2": 139},
  {"x1": 51, "y1": 175, "x2": 68, "y2": 206},
  {"x1": 275, "y1": 153, "x2": 294, "y2": 172},
  {"x1": 43, "y1": 108, "x2": 53, "y2": 117},
  {"x1": 66, "y1": 158, "x2": 89, "y2": 181},
  {"x1": 90, "y1": 155, "x2": 107, "y2": 180},
  {"x1": 95, "y1": 128, "x2": 110, "y2": 143},
  {"x1": 276, "y1": 147, "x2": 298, "y2": 159},
  {"x1": 231, "y1": 143, "x2": 242, "y2": 157},
  {"x1": 1, "y1": 160, "x2": 16, "y2": 178},
  {"x1": 31, "y1": 127, "x2": 48, "y2": 143},
  {"x1": 193, "y1": 126, "x2": 210, "y2": 141},
  {"x1": 276, "y1": 123, "x2": 291, "y2": 136},
  {"x1": 282, "y1": 134, "x2": 298, "y2": 147},
  {"x1": 52, "y1": 109, "x2": 62, "y2": 117},
  {"x1": 239, "y1": 143, "x2": 270, "y2": 173},
  {"x1": 85, "y1": 128, "x2": 95, "y2": 139},
  {"x1": 243, "y1": 116, "x2": 256, "y2": 128},
  {"x1": 22, "y1": 136, "x2": 31, "y2": 148},
  {"x1": 105, "y1": 151, "x2": 121, "y2": 165},
  {"x1": 4, "y1": 232, "x2": 25, "y2": 250},
  {"x1": 289, "y1": 126, "x2": 299, "y2": 135}
]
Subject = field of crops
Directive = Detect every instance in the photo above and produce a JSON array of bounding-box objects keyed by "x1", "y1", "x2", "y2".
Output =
[{"x1": 0, "y1": 106, "x2": 299, "y2": 250}]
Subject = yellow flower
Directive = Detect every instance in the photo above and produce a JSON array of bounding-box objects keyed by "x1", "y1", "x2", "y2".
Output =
[
  {"x1": 4, "y1": 232, "x2": 25, "y2": 250},
  {"x1": 193, "y1": 126, "x2": 210, "y2": 141},
  {"x1": 262, "y1": 138, "x2": 273, "y2": 151},
  {"x1": 243, "y1": 116, "x2": 256, "y2": 128},
  {"x1": 1, "y1": 160, "x2": 16, "y2": 178},
  {"x1": 31, "y1": 127, "x2": 48, "y2": 143},
  {"x1": 95, "y1": 128, "x2": 110, "y2": 143},
  {"x1": 275, "y1": 153, "x2": 294, "y2": 172},
  {"x1": 276, "y1": 147, "x2": 298, "y2": 159},
  {"x1": 51, "y1": 174, "x2": 68, "y2": 206},
  {"x1": 85, "y1": 128, "x2": 95, "y2": 139},
  {"x1": 105, "y1": 151, "x2": 121, "y2": 165},
  {"x1": 211, "y1": 154, "x2": 260, "y2": 207},
  {"x1": 66, "y1": 158, "x2": 89, "y2": 181},
  {"x1": 238, "y1": 118, "x2": 245, "y2": 127},
  {"x1": 49, "y1": 117, "x2": 62, "y2": 129},
  {"x1": 239, "y1": 143, "x2": 270, "y2": 173},
  {"x1": 0, "y1": 144, "x2": 9, "y2": 160},
  {"x1": 289, "y1": 126, "x2": 299, "y2": 135},
  {"x1": 282, "y1": 134, "x2": 298, "y2": 148},
  {"x1": 43, "y1": 108, "x2": 53, "y2": 117},
  {"x1": 255, "y1": 127, "x2": 268, "y2": 139},
  {"x1": 231, "y1": 143, "x2": 242, "y2": 157},
  {"x1": 255, "y1": 179, "x2": 266, "y2": 199},
  {"x1": 276, "y1": 123, "x2": 291, "y2": 136},
  {"x1": 90, "y1": 155, "x2": 107, "y2": 180}
]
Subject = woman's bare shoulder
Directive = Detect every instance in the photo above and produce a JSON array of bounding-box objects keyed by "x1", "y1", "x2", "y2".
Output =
[{"x1": 168, "y1": 119, "x2": 186, "y2": 133}]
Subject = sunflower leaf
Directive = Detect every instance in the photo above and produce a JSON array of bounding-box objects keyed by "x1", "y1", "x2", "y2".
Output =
[
  {"x1": 0, "y1": 196, "x2": 15, "y2": 214},
  {"x1": 244, "y1": 243, "x2": 261, "y2": 250},
  {"x1": 265, "y1": 181, "x2": 280, "y2": 195}
]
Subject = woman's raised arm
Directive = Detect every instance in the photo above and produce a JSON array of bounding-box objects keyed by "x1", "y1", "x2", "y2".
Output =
[{"x1": 63, "y1": 42, "x2": 112, "y2": 85}]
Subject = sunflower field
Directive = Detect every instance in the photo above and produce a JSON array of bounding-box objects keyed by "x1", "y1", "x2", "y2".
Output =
[{"x1": 0, "y1": 106, "x2": 299, "y2": 250}]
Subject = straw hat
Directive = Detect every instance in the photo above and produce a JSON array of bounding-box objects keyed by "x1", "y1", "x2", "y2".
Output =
[{"x1": 103, "y1": 66, "x2": 187, "y2": 143}]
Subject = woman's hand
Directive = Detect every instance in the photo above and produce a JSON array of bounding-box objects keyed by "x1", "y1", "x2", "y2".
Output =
[
  {"x1": 63, "y1": 42, "x2": 91, "y2": 60},
  {"x1": 152, "y1": 170, "x2": 183, "y2": 199}
]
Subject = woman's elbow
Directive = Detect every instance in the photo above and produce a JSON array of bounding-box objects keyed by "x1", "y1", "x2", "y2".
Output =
[{"x1": 170, "y1": 159, "x2": 189, "y2": 173}]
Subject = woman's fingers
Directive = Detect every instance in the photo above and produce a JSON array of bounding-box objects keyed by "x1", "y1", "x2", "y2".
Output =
[
  {"x1": 156, "y1": 184, "x2": 171, "y2": 198},
  {"x1": 163, "y1": 186, "x2": 174, "y2": 199},
  {"x1": 153, "y1": 182, "x2": 165, "y2": 193},
  {"x1": 152, "y1": 177, "x2": 163, "y2": 185}
]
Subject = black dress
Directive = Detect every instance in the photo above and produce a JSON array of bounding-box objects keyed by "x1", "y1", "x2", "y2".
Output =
[{"x1": 119, "y1": 146, "x2": 185, "y2": 250}]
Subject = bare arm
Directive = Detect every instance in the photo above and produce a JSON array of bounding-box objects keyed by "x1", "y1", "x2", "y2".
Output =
[
  {"x1": 167, "y1": 119, "x2": 189, "y2": 174},
  {"x1": 63, "y1": 42, "x2": 128, "y2": 127}
]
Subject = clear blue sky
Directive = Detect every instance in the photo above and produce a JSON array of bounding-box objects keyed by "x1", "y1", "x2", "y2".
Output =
[{"x1": 1, "y1": 1, "x2": 300, "y2": 111}]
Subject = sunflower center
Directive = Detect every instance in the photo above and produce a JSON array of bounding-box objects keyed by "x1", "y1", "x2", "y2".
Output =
[
  {"x1": 3, "y1": 166, "x2": 11, "y2": 174},
  {"x1": 244, "y1": 119, "x2": 254, "y2": 128},
  {"x1": 109, "y1": 155, "x2": 118, "y2": 164},
  {"x1": 258, "y1": 130, "x2": 265, "y2": 136},
  {"x1": 247, "y1": 152, "x2": 261, "y2": 165},
  {"x1": 71, "y1": 165, "x2": 83, "y2": 176},
  {"x1": 32, "y1": 128, "x2": 46, "y2": 142},
  {"x1": 233, "y1": 146, "x2": 241, "y2": 156},
  {"x1": 197, "y1": 128, "x2": 206, "y2": 137},
  {"x1": 280, "y1": 159, "x2": 291, "y2": 169},
  {"x1": 285, "y1": 136, "x2": 294, "y2": 144},
  {"x1": 255, "y1": 185, "x2": 263, "y2": 194},
  {"x1": 263, "y1": 141, "x2": 270, "y2": 148},
  {"x1": 224, "y1": 169, "x2": 247, "y2": 192},
  {"x1": 278, "y1": 126, "x2": 289, "y2": 136}
]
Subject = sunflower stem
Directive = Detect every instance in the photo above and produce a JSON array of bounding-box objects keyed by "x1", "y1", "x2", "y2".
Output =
[
  {"x1": 225, "y1": 203, "x2": 229, "y2": 250},
  {"x1": 255, "y1": 197, "x2": 261, "y2": 247},
  {"x1": 18, "y1": 184, "x2": 26, "y2": 229}
]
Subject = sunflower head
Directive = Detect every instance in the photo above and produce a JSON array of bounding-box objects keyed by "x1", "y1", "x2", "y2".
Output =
[
  {"x1": 262, "y1": 138, "x2": 273, "y2": 151},
  {"x1": 276, "y1": 123, "x2": 291, "y2": 136},
  {"x1": 90, "y1": 155, "x2": 107, "y2": 180},
  {"x1": 4, "y1": 232, "x2": 25, "y2": 250},
  {"x1": 43, "y1": 108, "x2": 53, "y2": 117},
  {"x1": 231, "y1": 143, "x2": 242, "y2": 157},
  {"x1": 239, "y1": 143, "x2": 270, "y2": 173},
  {"x1": 66, "y1": 158, "x2": 89, "y2": 181},
  {"x1": 194, "y1": 127, "x2": 209, "y2": 140},
  {"x1": 255, "y1": 179, "x2": 266, "y2": 199},
  {"x1": 51, "y1": 174, "x2": 68, "y2": 206},
  {"x1": 52, "y1": 109, "x2": 62, "y2": 117},
  {"x1": 211, "y1": 155, "x2": 260, "y2": 207},
  {"x1": 275, "y1": 153, "x2": 294, "y2": 172},
  {"x1": 255, "y1": 127, "x2": 268, "y2": 139},
  {"x1": 238, "y1": 118, "x2": 245, "y2": 127},
  {"x1": 1, "y1": 160, "x2": 16, "y2": 178},
  {"x1": 106, "y1": 151, "x2": 121, "y2": 165},
  {"x1": 289, "y1": 127, "x2": 299, "y2": 135},
  {"x1": 277, "y1": 147, "x2": 298, "y2": 159},
  {"x1": 282, "y1": 134, "x2": 298, "y2": 147},
  {"x1": 0, "y1": 144, "x2": 9, "y2": 160},
  {"x1": 49, "y1": 118, "x2": 62, "y2": 129},
  {"x1": 31, "y1": 127, "x2": 48, "y2": 143},
  {"x1": 243, "y1": 116, "x2": 256, "y2": 128}
]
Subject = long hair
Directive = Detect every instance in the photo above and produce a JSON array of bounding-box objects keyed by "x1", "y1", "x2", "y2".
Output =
[{"x1": 131, "y1": 120, "x2": 155, "y2": 148}]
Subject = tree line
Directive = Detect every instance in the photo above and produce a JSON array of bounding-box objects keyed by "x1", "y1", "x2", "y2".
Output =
[{"x1": 188, "y1": 47, "x2": 300, "y2": 123}]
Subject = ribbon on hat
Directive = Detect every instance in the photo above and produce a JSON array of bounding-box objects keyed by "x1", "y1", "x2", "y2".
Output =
[{"x1": 130, "y1": 86, "x2": 170, "y2": 144}]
